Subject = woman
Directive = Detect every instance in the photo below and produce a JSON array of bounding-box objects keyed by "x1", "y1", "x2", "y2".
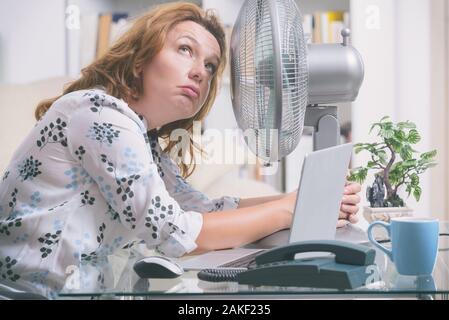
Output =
[{"x1": 0, "y1": 2, "x2": 360, "y2": 296}]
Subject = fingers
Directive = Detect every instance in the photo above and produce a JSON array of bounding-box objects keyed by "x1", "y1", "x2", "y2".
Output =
[
  {"x1": 339, "y1": 210, "x2": 348, "y2": 219},
  {"x1": 339, "y1": 204, "x2": 359, "y2": 224},
  {"x1": 344, "y1": 182, "x2": 362, "y2": 195},
  {"x1": 339, "y1": 182, "x2": 362, "y2": 229},
  {"x1": 348, "y1": 214, "x2": 359, "y2": 224},
  {"x1": 337, "y1": 214, "x2": 359, "y2": 228},
  {"x1": 340, "y1": 204, "x2": 360, "y2": 215},
  {"x1": 337, "y1": 219, "x2": 350, "y2": 228},
  {"x1": 339, "y1": 209, "x2": 359, "y2": 220},
  {"x1": 341, "y1": 194, "x2": 361, "y2": 206}
]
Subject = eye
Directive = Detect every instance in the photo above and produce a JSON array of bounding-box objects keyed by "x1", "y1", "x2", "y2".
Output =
[
  {"x1": 179, "y1": 45, "x2": 192, "y2": 56},
  {"x1": 205, "y1": 63, "x2": 217, "y2": 75}
]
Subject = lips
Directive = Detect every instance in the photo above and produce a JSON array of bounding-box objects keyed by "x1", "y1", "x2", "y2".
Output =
[{"x1": 179, "y1": 86, "x2": 199, "y2": 98}]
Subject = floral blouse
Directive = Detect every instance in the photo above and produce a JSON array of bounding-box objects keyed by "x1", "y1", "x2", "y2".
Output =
[{"x1": 0, "y1": 88, "x2": 239, "y2": 297}]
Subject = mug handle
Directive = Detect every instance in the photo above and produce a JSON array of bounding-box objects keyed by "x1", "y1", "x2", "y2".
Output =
[{"x1": 367, "y1": 221, "x2": 393, "y2": 261}]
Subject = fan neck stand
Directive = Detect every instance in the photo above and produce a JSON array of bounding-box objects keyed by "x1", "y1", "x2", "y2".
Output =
[
  {"x1": 265, "y1": 105, "x2": 340, "y2": 193},
  {"x1": 304, "y1": 105, "x2": 340, "y2": 151}
]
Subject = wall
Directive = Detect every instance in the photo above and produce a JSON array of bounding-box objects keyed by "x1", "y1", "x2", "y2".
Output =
[
  {"x1": 446, "y1": 0, "x2": 449, "y2": 220},
  {"x1": 0, "y1": 0, "x2": 66, "y2": 84},
  {"x1": 350, "y1": 0, "x2": 448, "y2": 222},
  {"x1": 429, "y1": 0, "x2": 448, "y2": 223},
  {"x1": 0, "y1": 0, "x2": 202, "y2": 83}
]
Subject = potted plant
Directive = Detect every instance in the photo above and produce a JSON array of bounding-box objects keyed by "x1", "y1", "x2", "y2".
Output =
[{"x1": 348, "y1": 116, "x2": 437, "y2": 223}]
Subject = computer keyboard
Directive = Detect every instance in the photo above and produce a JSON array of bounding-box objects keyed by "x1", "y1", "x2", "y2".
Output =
[{"x1": 218, "y1": 251, "x2": 262, "y2": 269}]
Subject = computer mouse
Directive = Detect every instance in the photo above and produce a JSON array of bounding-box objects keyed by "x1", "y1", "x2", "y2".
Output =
[{"x1": 133, "y1": 256, "x2": 184, "y2": 279}]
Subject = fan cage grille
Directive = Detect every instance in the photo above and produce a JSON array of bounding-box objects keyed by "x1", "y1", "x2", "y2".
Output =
[{"x1": 231, "y1": 0, "x2": 308, "y2": 161}]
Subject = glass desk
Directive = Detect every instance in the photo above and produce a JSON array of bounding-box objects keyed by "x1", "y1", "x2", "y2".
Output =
[{"x1": 57, "y1": 222, "x2": 449, "y2": 300}]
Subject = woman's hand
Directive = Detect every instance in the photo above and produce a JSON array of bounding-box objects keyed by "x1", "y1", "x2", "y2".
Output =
[
  {"x1": 337, "y1": 182, "x2": 361, "y2": 228},
  {"x1": 273, "y1": 183, "x2": 361, "y2": 230}
]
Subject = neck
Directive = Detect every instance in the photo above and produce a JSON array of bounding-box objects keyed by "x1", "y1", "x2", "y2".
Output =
[{"x1": 128, "y1": 99, "x2": 163, "y2": 130}]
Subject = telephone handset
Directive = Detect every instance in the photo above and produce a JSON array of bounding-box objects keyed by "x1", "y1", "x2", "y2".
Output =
[
  {"x1": 255, "y1": 240, "x2": 376, "y2": 266},
  {"x1": 235, "y1": 240, "x2": 377, "y2": 290}
]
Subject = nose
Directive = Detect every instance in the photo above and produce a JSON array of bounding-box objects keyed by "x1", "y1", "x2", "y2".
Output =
[{"x1": 188, "y1": 61, "x2": 207, "y2": 84}]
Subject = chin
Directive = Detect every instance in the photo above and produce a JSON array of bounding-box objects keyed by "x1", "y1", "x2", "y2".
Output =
[{"x1": 176, "y1": 98, "x2": 200, "y2": 118}]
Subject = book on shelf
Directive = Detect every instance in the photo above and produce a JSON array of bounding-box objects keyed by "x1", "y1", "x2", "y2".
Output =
[
  {"x1": 109, "y1": 13, "x2": 131, "y2": 44},
  {"x1": 96, "y1": 13, "x2": 130, "y2": 59},
  {"x1": 302, "y1": 11, "x2": 350, "y2": 44},
  {"x1": 96, "y1": 14, "x2": 113, "y2": 59}
]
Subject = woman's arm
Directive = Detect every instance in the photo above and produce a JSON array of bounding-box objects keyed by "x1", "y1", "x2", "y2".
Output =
[
  {"x1": 240, "y1": 182, "x2": 362, "y2": 226},
  {"x1": 238, "y1": 189, "x2": 299, "y2": 208},
  {"x1": 193, "y1": 193, "x2": 297, "y2": 253},
  {"x1": 237, "y1": 194, "x2": 286, "y2": 208},
  {"x1": 192, "y1": 182, "x2": 362, "y2": 253}
]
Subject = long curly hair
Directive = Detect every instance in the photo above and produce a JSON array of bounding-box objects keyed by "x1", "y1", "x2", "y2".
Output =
[{"x1": 35, "y1": 2, "x2": 227, "y2": 178}]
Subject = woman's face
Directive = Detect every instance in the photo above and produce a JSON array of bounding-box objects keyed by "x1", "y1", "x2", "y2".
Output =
[{"x1": 134, "y1": 20, "x2": 221, "y2": 129}]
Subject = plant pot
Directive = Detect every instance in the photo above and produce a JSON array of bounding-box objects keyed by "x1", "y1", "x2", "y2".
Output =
[
  {"x1": 363, "y1": 206, "x2": 414, "y2": 224},
  {"x1": 363, "y1": 206, "x2": 414, "y2": 240}
]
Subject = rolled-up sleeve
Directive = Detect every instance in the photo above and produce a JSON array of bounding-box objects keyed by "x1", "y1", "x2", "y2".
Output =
[{"x1": 66, "y1": 96, "x2": 203, "y2": 257}]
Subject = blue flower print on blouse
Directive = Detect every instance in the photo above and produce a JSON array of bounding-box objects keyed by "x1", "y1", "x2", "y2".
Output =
[
  {"x1": 64, "y1": 167, "x2": 93, "y2": 190},
  {"x1": 12, "y1": 191, "x2": 43, "y2": 218}
]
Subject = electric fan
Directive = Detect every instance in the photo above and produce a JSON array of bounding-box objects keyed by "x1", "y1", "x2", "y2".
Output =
[{"x1": 230, "y1": 0, "x2": 364, "y2": 162}]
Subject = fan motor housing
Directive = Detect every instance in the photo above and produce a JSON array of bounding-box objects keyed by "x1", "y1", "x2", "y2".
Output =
[{"x1": 307, "y1": 42, "x2": 364, "y2": 105}]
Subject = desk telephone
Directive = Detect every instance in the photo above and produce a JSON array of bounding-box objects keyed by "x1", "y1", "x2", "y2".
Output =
[{"x1": 198, "y1": 240, "x2": 377, "y2": 290}]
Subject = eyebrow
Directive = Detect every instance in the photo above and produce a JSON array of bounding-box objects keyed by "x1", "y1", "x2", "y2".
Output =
[{"x1": 177, "y1": 34, "x2": 220, "y2": 64}]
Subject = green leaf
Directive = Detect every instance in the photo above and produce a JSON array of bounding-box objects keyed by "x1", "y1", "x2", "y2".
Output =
[
  {"x1": 390, "y1": 161, "x2": 401, "y2": 171},
  {"x1": 381, "y1": 128, "x2": 394, "y2": 139},
  {"x1": 380, "y1": 116, "x2": 390, "y2": 122},
  {"x1": 420, "y1": 150, "x2": 437, "y2": 160},
  {"x1": 348, "y1": 167, "x2": 368, "y2": 184},
  {"x1": 354, "y1": 143, "x2": 374, "y2": 154},
  {"x1": 405, "y1": 184, "x2": 412, "y2": 193},
  {"x1": 410, "y1": 173, "x2": 419, "y2": 187},
  {"x1": 377, "y1": 150, "x2": 388, "y2": 165},
  {"x1": 389, "y1": 168, "x2": 404, "y2": 186},
  {"x1": 369, "y1": 123, "x2": 382, "y2": 134},
  {"x1": 394, "y1": 130, "x2": 406, "y2": 142},
  {"x1": 369, "y1": 146, "x2": 379, "y2": 155},
  {"x1": 413, "y1": 186, "x2": 422, "y2": 202},
  {"x1": 367, "y1": 161, "x2": 377, "y2": 168},
  {"x1": 403, "y1": 159, "x2": 417, "y2": 168},
  {"x1": 387, "y1": 139, "x2": 402, "y2": 153},
  {"x1": 407, "y1": 129, "x2": 421, "y2": 144},
  {"x1": 400, "y1": 145, "x2": 413, "y2": 160},
  {"x1": 423, "y1": 162, "x2": 438, "y2": 170},
  {"x1": 354, "y1": 146, "x2": 367, "y2": 154},
  {"x1": 384, "y1": 122, "x2": 394, "y2": 129},
  {"x1": 397, "y1": 121, "x2": 416, "y2": 129}
]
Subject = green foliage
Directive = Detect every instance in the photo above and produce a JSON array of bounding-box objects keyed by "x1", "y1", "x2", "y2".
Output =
[{"x1": 348, "y1": 116, "x2": 437, "y2": 206}]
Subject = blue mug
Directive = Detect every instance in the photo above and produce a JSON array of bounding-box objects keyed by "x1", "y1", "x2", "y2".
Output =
[{"x1": 367, "y1": 217, "x2": 439, "y2": 275}]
